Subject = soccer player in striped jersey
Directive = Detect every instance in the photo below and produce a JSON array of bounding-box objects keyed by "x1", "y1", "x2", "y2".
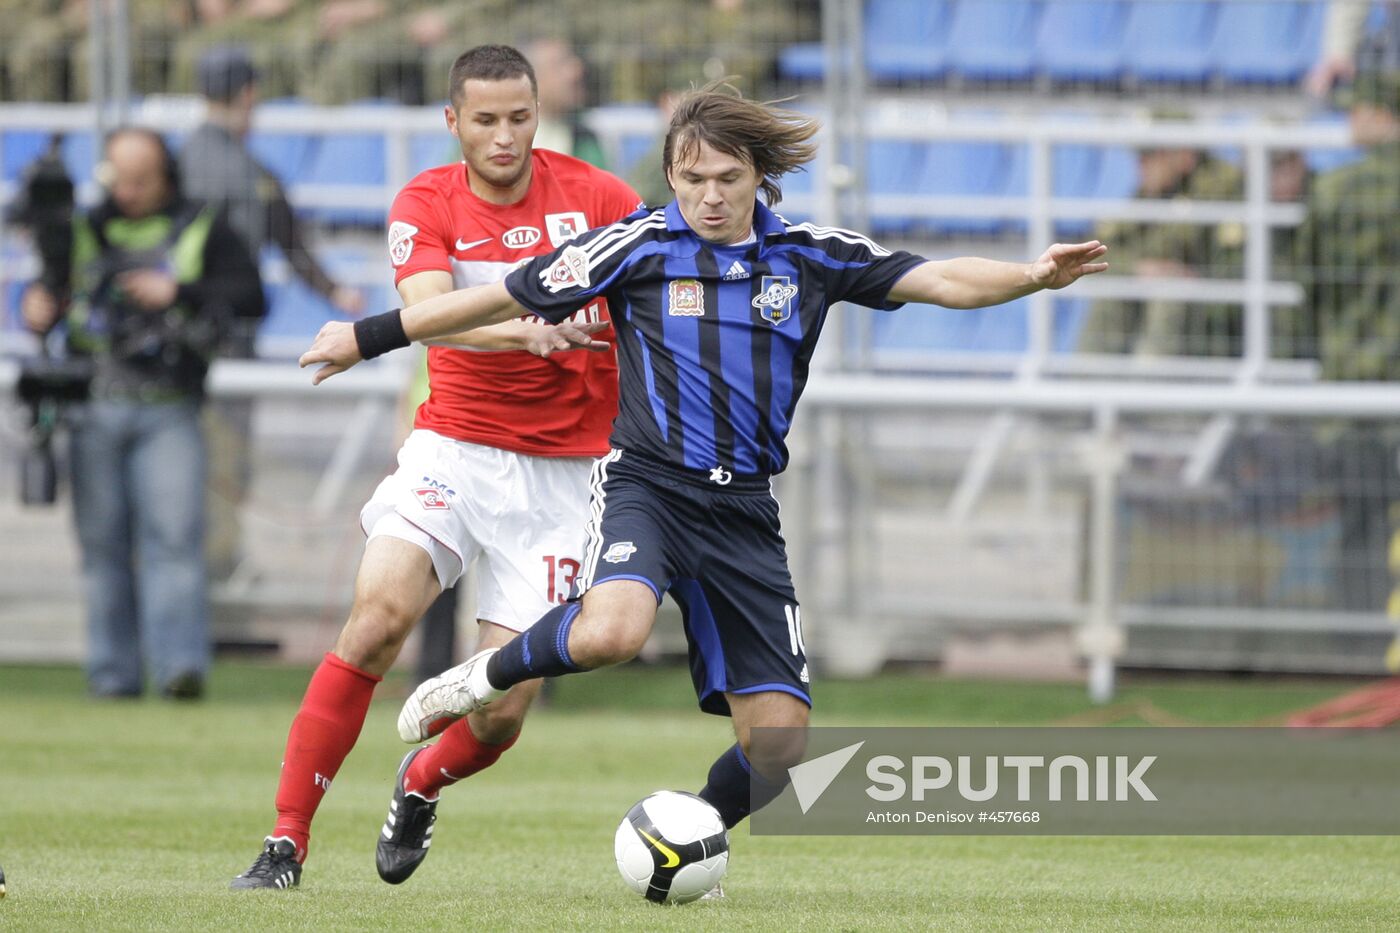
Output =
[{"x1": 301, "y1": 81, "x2": 1107, "y2": 855}]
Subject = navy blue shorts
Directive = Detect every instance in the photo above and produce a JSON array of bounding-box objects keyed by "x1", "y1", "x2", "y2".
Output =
[{"x1": 574, "y1": 449, "x2": 810, "y2": 716}]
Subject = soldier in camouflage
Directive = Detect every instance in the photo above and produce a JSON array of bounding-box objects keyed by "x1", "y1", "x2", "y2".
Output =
[
  {"x1": 1293, "y1": 53, "x2": 1400, "y2": 648},
  {"x1": 1077, "y1": 130, "x2": 1245, "y2": 358}
]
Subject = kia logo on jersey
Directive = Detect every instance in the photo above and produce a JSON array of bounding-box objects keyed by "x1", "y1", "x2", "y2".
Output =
[{"x1": 503, "y1": 226, "x2": 542, "y2": 249}]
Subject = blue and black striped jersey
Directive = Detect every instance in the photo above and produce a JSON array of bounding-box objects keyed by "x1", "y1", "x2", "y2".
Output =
[{"x1": 504, "y1": 199, "x2": 926, "y2": 477}]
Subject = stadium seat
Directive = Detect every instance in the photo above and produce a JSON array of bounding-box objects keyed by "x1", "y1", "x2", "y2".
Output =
[
  {"x1": 1302, "y1": 111, "x2": 1365, "y2": 174},
  {"x1": 247, "y1": 97, "x2": 316, "y2": 184},
  {"x1": 871, "y1": 295, "x2": 1088, "y2": 355},
  {"x1": 918, "y1": 139, "x2": 1025, "y2": 236},
  {"x1": 300, "y1": 114, "x2": 388, "y2": 226},
  {"x1": 1, "y1": 130, "x2": 50, "y2": 183},
  {"x1": 1035, "y1": 0, "x2": 1130, "y2": 83},
  {"x1": 777, "y1": 0, "x2": 952, "y2": 83},
  {"x1": 1123, "y1": 0, "x2": 1220, "y2": 84},
  {"x1": 777, "y1": 43, "x2": 827, "y2": 82},
  {"x1": 865, "y1": 139, "x2": 925, "y2": 234},
  {"x1": 865, "y1": 0, "x2": 954, "y2": 82},
  {"x1": 1211, "y1": 0, "x2": 1324, "y2": 85},
  {"x1": 259, "y1": 247, "x2": 391, "y2": 342},
  {"x1": 407, "y1": 134, "x2": 457, "y2": 177},
  {"x1": 944, "y1": 0, "x2": 1041, "y2": 82}
]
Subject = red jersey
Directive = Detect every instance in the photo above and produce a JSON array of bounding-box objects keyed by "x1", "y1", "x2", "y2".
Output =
[{"x1": 387, "y1": 150, "x2": 641, "y2": 456}]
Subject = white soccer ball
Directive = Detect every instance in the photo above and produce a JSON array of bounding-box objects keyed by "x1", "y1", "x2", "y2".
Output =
[{"x1": 614, "y1": 790, "x2": 729, "y2": 904}]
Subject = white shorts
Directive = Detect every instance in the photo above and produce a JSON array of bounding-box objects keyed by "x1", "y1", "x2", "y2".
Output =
[{"x1": 360, "y1": 429, "x2": 596, "y2": 632}]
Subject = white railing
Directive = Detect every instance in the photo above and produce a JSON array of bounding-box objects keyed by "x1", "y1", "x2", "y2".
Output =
[{"x1": 1, "y1": 101, "x2": 1379, "y2": 692}]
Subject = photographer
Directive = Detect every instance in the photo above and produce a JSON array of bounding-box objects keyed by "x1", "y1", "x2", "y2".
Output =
[{"x1": 20, "y1": 127, "x2": 264, "y2": 700}]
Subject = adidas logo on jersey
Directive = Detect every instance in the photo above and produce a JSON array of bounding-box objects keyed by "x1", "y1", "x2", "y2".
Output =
[{"x1": 722, "y1": 260, "x2": 750, "y2": 281}]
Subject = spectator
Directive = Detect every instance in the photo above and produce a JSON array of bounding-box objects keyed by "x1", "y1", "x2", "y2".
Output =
[
  {"x1": 1306, "y1": 0, "x2": 1399, "y2": 99},
  {"x1": 1292, "y1": 55, "x2": 1400, "y2": 628},
  {"x1": 171, "y1": 0, "x2": 313, "y2": 101},
  {"x1": 180, "y1": 45, "x2": 365, "y2": 581},
  {"x1": 524, "y1": 38, "x2": 608, "y2": 168},
  {"x1": 19, "y1": 128, "x2": 265, "y2": 699},
  {"x1": 1078, "y1": 123, "x2": 1244, "y2": 358},
  {"x1": 4, "y1": 0, "x2": 86, "y2": 102},
  {"x1": 182, "y1": 46, "x2": 365, "y2": 347},
  {"x1": 626, "y1": 88, "x2": 684, "y2": 206}
]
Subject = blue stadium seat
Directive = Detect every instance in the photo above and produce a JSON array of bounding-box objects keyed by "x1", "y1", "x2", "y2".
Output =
[
  {"x1": 944, "y1": 0, "x2": 1041, "y2": 82},
  {"x1": 777, "y1": 43, "x2": 827, "y2": 81},
  {"x1": 1211, "y1": 1, "x2": 1324, "y2": 85},
  {"x1": 247, "y1": 97, "x2": 316, "y2": 183},
  {"x1": 871, "y1": 295, "x2": 1089, "y2": 355},
  {"x1": 1123, "y1": 0, "x2": 1220, "y2": 84},
  {"x1": 865, "y1": 0, "x2": 954, "y2": 82},
  {"x1": 920, "y1": 140, "x2": 1025, "y2": 235},
  {"x1": 777, "y1": 0, "x2": 952, "y2": 82},
  {"x1": 865, "y1": 139, "x2": 931, "y2": 234},
  {"x1": 2, "y1": 131, "x2": 50, "y2": 182},
  {"x1": 1303, "y1": 112, "x2": 1365, "y2": 174},
  {"x1": 407, "y1": 134, "x2": 457, "y2": 177},
  {"x1": 300, "y1": 117, "x2": 388, "y2": 226},
  {"x1": 1035, "y1": 0, "x2": 1130, "y2": 83},
  {"x1": 259, "y1": 248, "x2": 391, "y2": 341}
]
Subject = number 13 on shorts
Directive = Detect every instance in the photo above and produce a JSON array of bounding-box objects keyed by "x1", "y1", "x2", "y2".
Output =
[{"x1": 543, "y1": 555, "x2": 581, "y2": 604}]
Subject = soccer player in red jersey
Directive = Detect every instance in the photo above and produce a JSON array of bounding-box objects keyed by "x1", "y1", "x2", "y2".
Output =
[{"x1": 231, "y1": 45, "x2": 642, "y2": 890}]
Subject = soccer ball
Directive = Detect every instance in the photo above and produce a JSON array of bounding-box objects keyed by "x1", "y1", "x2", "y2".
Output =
[{"x1": 614, "y1": 791, "x2": 729, "y2": 904}]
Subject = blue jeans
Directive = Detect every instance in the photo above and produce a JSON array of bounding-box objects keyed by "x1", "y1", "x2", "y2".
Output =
[{"x1": 69, "y1": 399, "x2": 209, "y2": 693}]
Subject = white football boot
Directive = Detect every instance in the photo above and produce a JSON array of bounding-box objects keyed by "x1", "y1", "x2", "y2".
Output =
[{"x1": 397, "y1": 648, "x2": 504, "y2": 743}]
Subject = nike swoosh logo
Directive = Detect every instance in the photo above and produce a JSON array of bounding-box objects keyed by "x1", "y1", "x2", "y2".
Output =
[
  {"x1": 455, "y1": 237, "x2": 492, "y2": 251},
  {"x1": 638, "y1": 828, "x2": 680, "y2": 868},
  {"x1": 440, "y1": 768, "x2": 466, "y2": 781}
]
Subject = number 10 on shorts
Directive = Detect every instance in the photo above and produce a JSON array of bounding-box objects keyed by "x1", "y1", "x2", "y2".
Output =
[
  {"x1": 785, "y1": 604, "x2": 806, "y2": 656},
  {"x1": 543, "y1": 555, "x2": 581, "y2": 604}
]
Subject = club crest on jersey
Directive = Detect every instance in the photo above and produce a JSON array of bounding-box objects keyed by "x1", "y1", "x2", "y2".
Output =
[
  {"x1": 753, "y1": 275, "x2": 798, "y2": 325},
  {"x1": 503, "y1": 225, "x2": 541, "y2": 249},
  {"x1": 545, "y1": 212, "x2": 588, "y2": 247},
  {"x1": 388, "y1": 221, "x2": 418, "y2": 267},
  {"x1": 602, "y1": 541, "x2": 637, "y2": 563},
  {"x1": 413, "y1": 487, "x2": 451, "y2": 510},
  {"x1": 541, "y1": 244, "x2": 591, "y2": 293},
  {"x1": 668, "y1": 279, "x2": 705, "y2": 316}
]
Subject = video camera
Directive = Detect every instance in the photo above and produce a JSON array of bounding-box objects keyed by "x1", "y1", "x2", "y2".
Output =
[
  {"x1": 9, "y1": 136, "x2": 89, "y2": 506},
  {"x1": 15, "y1": 357, "x2": 92, "y2": 505}
]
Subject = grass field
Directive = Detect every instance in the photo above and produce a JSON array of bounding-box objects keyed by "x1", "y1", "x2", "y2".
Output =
[{"x1": 2, "y1": 662, "x2": 1397, "y2": 931}]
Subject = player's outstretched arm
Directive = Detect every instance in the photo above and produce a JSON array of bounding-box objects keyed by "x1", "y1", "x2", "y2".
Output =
[
  {"x1": 888, "y1": 240, "x2": 1108, "y2": 309},
  {"x1": 299, "y1": 281, "x2": 526, "y2": 384}
]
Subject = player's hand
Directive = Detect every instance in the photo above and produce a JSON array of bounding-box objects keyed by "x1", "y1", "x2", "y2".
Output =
[
  {"x1": 1029, "y1": 240, "x2": 1108, "y2": 290},
  {"x1": 299, "y1": 320, "x2": 362, "y2": 384},
  {"x1": 525, "y1": 320, "x2": 612, "y2": 358}
]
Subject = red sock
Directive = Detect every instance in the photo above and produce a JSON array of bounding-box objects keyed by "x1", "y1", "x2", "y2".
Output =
[
  {"x1": 403, "y1": 717, "x2": 518, "y2": 799},
  {"x1": 271, "y1": 653, "x2": 381, "y2": 861}
]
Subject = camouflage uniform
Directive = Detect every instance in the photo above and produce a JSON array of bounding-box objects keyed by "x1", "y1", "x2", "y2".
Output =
[
  {"x1": 1292, "y1": 66, "x2": 1400, "y2": 632},
  {"x1": 1078, "y1": 154, "x2": 1245, "y2": 357}
]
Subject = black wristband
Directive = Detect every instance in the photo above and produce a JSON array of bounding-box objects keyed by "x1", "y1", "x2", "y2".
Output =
[{"x1": 353, "y1": 308, "x2": 410, "y2": 360}]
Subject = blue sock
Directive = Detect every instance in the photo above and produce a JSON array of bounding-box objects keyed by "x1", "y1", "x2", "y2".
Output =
[
  {"x1": 698, "y1": 743, "x2": 789, "y2": 829},
  {"x1": 485, "y1": 602, "x2": 584, "y2": 690}
]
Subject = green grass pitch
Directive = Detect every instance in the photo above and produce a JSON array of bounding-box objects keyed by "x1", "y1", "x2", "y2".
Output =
[{"x1": 1, "y1": 662, "x2": 1396, "y2": 931}]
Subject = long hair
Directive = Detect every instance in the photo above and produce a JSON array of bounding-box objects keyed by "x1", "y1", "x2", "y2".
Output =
[{"x1": 662, "y1": 80, "x2": 820, "y2": 205}]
